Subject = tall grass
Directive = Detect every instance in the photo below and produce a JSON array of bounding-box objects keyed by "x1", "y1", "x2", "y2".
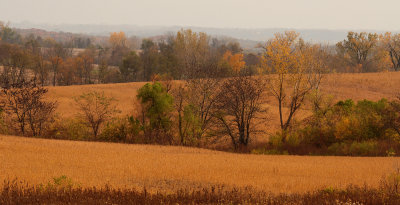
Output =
[{"x1": 2, "y1": 179, "x2": 400, "y2": 204}]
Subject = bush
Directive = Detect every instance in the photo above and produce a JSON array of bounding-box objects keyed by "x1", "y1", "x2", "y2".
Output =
[
  {"x1": 99, "y1": 116, "x2": 141, "y2": 143},
  {"x1": 327, "y1": 141, "x2": 378, "y2": 156},
  {"x1": 251, "y1": 148, "x2": 288, "y2": 155},
  {"x1": 264, "y1": 98, "x2": 400, "y2": 156},
  {"x1": 51, "y1": 117, "x2": 90, "y2": 140}
]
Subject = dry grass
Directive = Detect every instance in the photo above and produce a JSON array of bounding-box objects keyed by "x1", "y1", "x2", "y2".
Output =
[
  {"x1": 320, "y1": 72, "x2": 400, "y2": 101},
  {"x1": 46, "y1": 82, "x2": 147, "y2": 118},
  {"x1": 1, "y1": 135, "x2": 399, "y2": 194}
]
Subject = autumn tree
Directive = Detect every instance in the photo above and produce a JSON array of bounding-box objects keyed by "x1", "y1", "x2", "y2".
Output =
[
  {"x1": 97, "y1": 59, "x2": 109, "y2": 83},
  {"x1": 0, "y1": 22, "x2": 22, "y2": 44},
  {"x1": 0, "y1": 43, "x2": 32, "y2": 86},
  {"x1": 30, "y1": 47, "x2": 49, "y2": 86},
  {"x1": 75, "y1": 91, "x2": 119, "y2": 139},
  {"x1": 78, "y1": 48, "x2": 95, "y2": 84},
  {"x1": 140, "y1": 39, "x2": 159, "y2": 81},
  {"x1": 171, "y1": 68, "x2": 222, "y2": 145},
  {"x1": 336, "y1": 32, "x2": 378, "y2": 72},
  {"x1": 58, "y1": 57, "x2": 81, "y2": 85},
  {"x1": 109, "y1": 32, "x2": 128, "y2": 49},
  {"x1": 158, "y1": 36, "x2": 179, "y2": 79},
  {"x1": 262, "y1": 31, "x2": 324, "y2": 142},
  {"x1": 215, "y1": 75, "x2": 267, "y2": 150},
  {"x1": 221, "y1": 50, "x2": 246, "y2": 74},
  {"x1": 382, "y1": 32, "x2": 400, "y2": 71},
  {"x1": 46, "y1": 42, "x2": 70, "y2": 86},
  {"x1": 109, "y1": 31, "x2": 129, "y2": 66},
  {"x1": 0, "y1": 80, "x2": 57, "y2": 136},
  {"x1": 119, "y1": 51, "x2": 142, "y2": 82},
  {"x1": 137, "y1": 82, "x2": 174, "y2": 144},
  {"x1": 174, "y1": 29, "x2": 210, "y2": 79}
]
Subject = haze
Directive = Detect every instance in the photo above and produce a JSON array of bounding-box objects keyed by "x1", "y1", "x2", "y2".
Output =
[{"x1": 0, "y1": 0, "x2": 399, "y2": 30}]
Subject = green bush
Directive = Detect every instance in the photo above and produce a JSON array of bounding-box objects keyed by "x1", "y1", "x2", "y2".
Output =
[
  {"x1": 52, "y1": 117, "x2": 90, "y2": 140},
  {"x1": 100, "y1": 116, "x2": 142, "y2": 143},
  {"x1": 251, "y1": 148, "x2": 288, "y2": 155},
  {"x1": 327, "y1": 141, "x2": 379, "y2": 156},
  {"x1": 348, "y1": 141, "x2": 378, "y2": 156},
  {"x1": 268, "y1": 133, "x2": 283, "y2": 148}
]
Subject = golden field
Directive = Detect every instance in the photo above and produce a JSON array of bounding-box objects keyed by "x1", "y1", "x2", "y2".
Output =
[
  {"x1": 1, "y1": 72, "x2": 400, "y2": 194},
  {"x1": 1, "y1": 135, "x2": 399, "y2": 194}
]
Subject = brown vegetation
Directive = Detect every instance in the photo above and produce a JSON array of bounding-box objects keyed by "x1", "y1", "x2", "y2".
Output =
[{"x1": 2, "y1": 179, "x2": 400, "y2": 204}]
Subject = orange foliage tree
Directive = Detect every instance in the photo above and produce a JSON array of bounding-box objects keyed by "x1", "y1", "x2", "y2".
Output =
[{"x1": 222, "y1": 50, "x2": 246, "y2": 74}]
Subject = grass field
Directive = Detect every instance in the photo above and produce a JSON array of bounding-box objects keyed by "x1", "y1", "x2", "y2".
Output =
[
  {"x1": 1, "y1": 135, "x2": 399, "y2": 194},
  {"x1": 2, "y1": 72, "x2": 400, "y2": 194}
]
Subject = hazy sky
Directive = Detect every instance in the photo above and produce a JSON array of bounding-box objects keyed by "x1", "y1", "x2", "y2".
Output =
[{"x1": 0, "y1": 0, "x2": 399, "y2": 30}]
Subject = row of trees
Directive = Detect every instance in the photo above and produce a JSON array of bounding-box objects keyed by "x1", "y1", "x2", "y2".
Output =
[
  {"x1": 2, "y1": 29, "x2": 400, "y2": 152},
  {"x1": 3, "y1": 22, "x2": 400, "y2": 87},
  {"x1": 67, "y1": 32, "x2": 325, "y2": 150},
  {"x1": 0, "y1": 31, "x2": 326, "y2": 150}
]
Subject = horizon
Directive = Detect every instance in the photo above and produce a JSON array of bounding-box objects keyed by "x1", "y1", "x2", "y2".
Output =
[
  {"x1": 1, "y1": 0, "x2": 400, "y2": 31},
  {"x1": 9, "y1": 20, "x2": 400, "y2": 32}
]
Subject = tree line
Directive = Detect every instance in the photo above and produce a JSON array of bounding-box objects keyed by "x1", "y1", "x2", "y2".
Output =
[
  {"x1": 2, "y1": 22, "x2": 400, "y2": 88},
  {"x1": 2, "y1": 23, "x2": 400, "y2": 154}
]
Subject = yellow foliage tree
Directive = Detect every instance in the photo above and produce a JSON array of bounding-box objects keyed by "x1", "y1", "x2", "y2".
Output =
[
  {"x1": 109, "y1": 31, "x2": 127, "y2": 49},
  {"x1": 174, "y1": 29, "x2": 210, "y2": 78},
  {"x1": 262, "y1": 31, "x2": 324, "y2": 141},
  {"x1": 381, "y1": 32, "x2": 400, "y2": 71}
]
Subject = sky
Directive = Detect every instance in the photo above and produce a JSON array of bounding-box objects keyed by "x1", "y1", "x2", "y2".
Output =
[{"x1": 0, "y1": 0, "x2": 399, "y2": 30}]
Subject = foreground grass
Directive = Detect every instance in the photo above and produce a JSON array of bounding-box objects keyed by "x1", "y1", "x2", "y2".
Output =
[
  {"x1": 1, "y1": 135, "x2": 399, "y2": 194},
  {"x1": 1, "y1": 179, "x2": 400, "y2": 205}
]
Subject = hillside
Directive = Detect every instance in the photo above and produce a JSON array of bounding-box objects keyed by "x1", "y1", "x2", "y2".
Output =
[
  {"x1": 0, "y1": 134, "x2": 397, "y2": 194},
  {"x1": 46, "y1": 72, "x2": 400, "y2": 135}
]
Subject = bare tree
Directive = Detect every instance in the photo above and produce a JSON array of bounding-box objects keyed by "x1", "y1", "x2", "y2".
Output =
[
  {"x1": 0, "y1": 43, "x2": 32, "y2": 86},
  {"x1": 215, "y1": 75, "x2": 267, "y2": 150},
  {"x1": 31, "y1": 49, "x2": 50, "y2": 86},
  {"x1": 74, "y1": 91, "x2": 119, "y2": 139},
  {"x1": 382, "y1": 32, "x2": 400, "y2": 71},
  {"x1": 0, "y1": 80, "x2": 56, "y2": 136}
]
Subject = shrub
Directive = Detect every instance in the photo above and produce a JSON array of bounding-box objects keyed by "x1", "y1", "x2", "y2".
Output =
[
  {"x1": 51, "y1": 117, "x2": 90, "y2": 140},
  {"x1": 99, "y1": 116, "x2": 141, "y2": 143},
  {"x1": 380, "y1": 167, "x2": 400, "y2": 195},
  {"x1": 284, "y1": 98, "x2": 400, "y2": 155},
  {"x1": 348, "y1": 141, "x2": 378, "y2": 156},
  {"x1": 41, "y1": 175, "x2": 80, "y2": 191}
]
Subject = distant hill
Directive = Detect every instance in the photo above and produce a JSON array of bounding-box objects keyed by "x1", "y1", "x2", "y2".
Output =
[{"x1": 9, "y1": 22, "x2": 396, "y2": 50}]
